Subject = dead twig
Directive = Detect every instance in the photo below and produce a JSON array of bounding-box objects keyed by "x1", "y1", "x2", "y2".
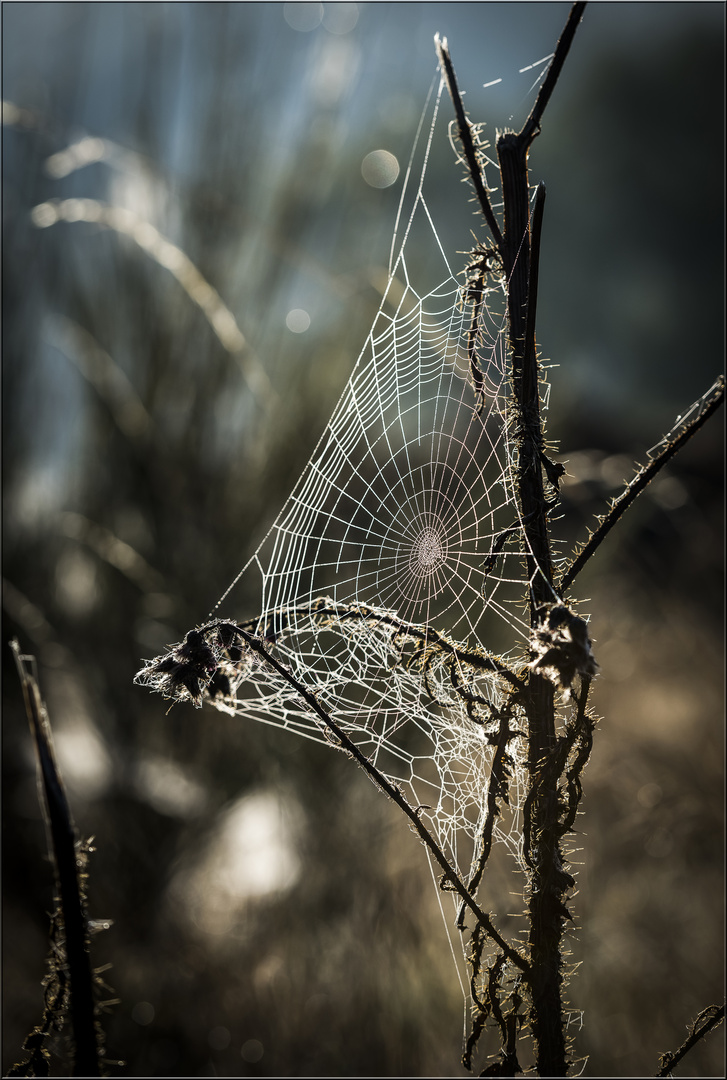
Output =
[
  {"x1": 10, "y1": 640, "x2": 102, "y2": 1078},
  {"x1": 655, "y1": 1003, "x2": 725, "y2": 1077}
]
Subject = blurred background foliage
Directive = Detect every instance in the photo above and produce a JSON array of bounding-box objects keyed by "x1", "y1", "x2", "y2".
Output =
[{"x1": 2, "y1": 2, "x2": 724, "y2": 1076}]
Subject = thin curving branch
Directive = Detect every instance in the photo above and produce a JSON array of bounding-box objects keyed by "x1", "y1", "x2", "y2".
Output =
[
  {"x1": 231, "y1": 598, "x2": 525, "y2": 687},
  {"x1": 559, "y1": 374, "x2": 725, "y2": 594},
  {"x1": 519, "y1": 3, "x2": 587, "y2": 144},
  {"x1": 456, "y1": 692, "x2": 521, "y2": 931},
  {"x1": 434, "y1": 34, "x2": 503, "y2": 250},
  {"x1": 655, "y1": 1003, "x2": 725, "y2": 1077}
]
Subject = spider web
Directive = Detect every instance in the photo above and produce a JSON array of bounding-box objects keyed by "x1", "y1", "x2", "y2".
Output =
[{"x1": 140, "y1": 76, "x2": 549, "y2": 889}]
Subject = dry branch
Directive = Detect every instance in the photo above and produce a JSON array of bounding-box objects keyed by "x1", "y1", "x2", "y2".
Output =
[{"x1": 10, "y1": 641, "x2": 102, "y2": 1077}]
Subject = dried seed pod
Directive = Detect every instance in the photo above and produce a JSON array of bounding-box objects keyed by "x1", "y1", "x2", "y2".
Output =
[{"x1": 529, "y1": 603, "x2": 598, "y2": 694}]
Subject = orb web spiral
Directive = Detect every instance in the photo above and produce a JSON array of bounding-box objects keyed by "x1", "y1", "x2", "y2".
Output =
[{"x1": 143, "y1": 75, "x2": 550, "y2": 888}]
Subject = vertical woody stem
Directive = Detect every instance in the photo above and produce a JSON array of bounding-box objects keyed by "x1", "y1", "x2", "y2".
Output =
[
  {"x1": 437, "y1": 5, "x2": 587, "y2": 1073},
  {"x1": 497, "y1": 129, "x2": 564, "y2": 1078}
]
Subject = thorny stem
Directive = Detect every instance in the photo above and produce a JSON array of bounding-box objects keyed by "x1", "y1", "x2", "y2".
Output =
[
  {"x1": 440, "y1": 4, "x2": 587, "y2": 1075},
  {"x1": 559, "y1": 374, "x2": 725, "y2": 594},
  {"x1": 655, "y1": 1003, "x2": 725, "y2": 1077},
  {"x1": 238, "y1": 598, "x2": 525, "y2": 688},
  {"x1": 559, "y1": 677, "x2": 595, "y2": 836},
  {"x1": 456, "y1": 693, "x2": 520, "y2": 931},
  {"x1": 435, "y1": 35, "x2": 503, "y2": 251},
  {"x1": 500, "y1": 8, "x2": 584, "y2": 1075},
  {"x1": 524, "y1": 183, "x2": 546, "y2": 406},
  {"x1": 466, "y1": 261, "x2": 488, "y2": 413}
]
